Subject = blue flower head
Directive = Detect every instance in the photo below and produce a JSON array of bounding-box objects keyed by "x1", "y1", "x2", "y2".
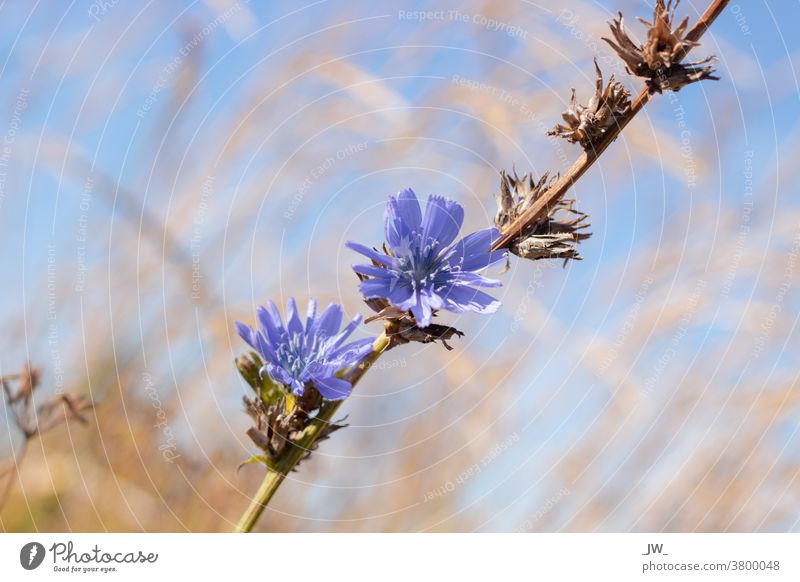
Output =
[
  {"x1": 346, "y1": 188, "x2": 507, "y2": 328},
  {"x1": 235, "y1": 298, "x2": 375, "y2": 401}
]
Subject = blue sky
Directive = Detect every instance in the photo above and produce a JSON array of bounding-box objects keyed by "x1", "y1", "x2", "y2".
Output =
[{"x1": 1, "y1": 1, "x2": 799, "y2": 531}]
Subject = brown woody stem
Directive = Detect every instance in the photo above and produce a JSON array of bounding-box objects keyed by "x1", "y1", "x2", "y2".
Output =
[{"x1": 491, "y1": 0, "x2": 730, "y2": 251}]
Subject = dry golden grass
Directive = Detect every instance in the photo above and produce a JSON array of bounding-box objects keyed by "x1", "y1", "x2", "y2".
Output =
[{"x1": 1, "y1": 0, "x2": 797, "y2": 532}]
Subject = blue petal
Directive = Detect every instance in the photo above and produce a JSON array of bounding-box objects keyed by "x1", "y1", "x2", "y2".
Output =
[
  {"x1": 353, "y1": 266, "x2": 415, "y2": 309},
  {"x1": 410, "y1": 291, "x2": 434, "y2": 327},
  {"x1": 385, "y1": 188, "x2": 422, "y2": 251},
  {"x1": 311, "y1": 375, "x2": 353, "y2": 401},
  {"x1": 305, "y1": 298, "x2": 317, "y2": 334},
  {"x1": 422, "y1": 287, "x2": 444, "y2": 311},
  {"x1": 447, "y1": 271, "x2": 502, "y2": 288},
  {"x1": 255, "y1": 331, "x2": 277, "y2": 363},
  {"x1": 447, "y1": 227, "x2": 506, "y2": 272},
  {"x1": 386, "y1": 278, "x2": 414, "y2": 308},
  {"x1": 237, "y1": 321, "x2": 277, "y2": 362},
  {"x1": 235, "y1": 321, "x2": 258, "y2": 349},
  {"x1": 352, "y1": 263, "x2": 393, "y2": 278},
  {"x1": 331, "y1": 313, "x2": 363, "y2": 349},
  {"x1": 421, "y1": 195, "x2": 464, "y2": 252},
  {"x1": 264, "y1": 362, "x2": 293, "y2": 387},
  {"x1": 345, "y1": 241, "x2": 397, "y2": 267},
  {"x1": 288, "y1": 379, "x2": 306, "y2": 396},
  {"x1": 329, "y1": 336, "x2": 374, "y2": 363},
  {"x1": 314, "y1": 303, "x2": 344, "y2": 338},
  {"x1": 286, "y1": 297, "x2": 303, "y2": 337},
  {"x1": 302, "y1": 360, "x2": 338, "y2": 381},
  {"x1": 358, "y1": 276, "x2": 395, "y2": 299},
  {"x1": 441, "y1": 285, "x2": 501, "y2": 315},
  {"x1": 264, "y1": 300, "x2": 286, "y2": 335},
  {"x1": 257, "y1": 305, "x2": 283, "y2": 345}
]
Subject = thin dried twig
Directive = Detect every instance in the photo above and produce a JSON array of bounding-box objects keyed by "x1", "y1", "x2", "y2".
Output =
[
  {"x1": 0, "y1": 363, "x2": 94, "y2": 511},
  {"x1": 491, "y1": 0, "x2": 730, "y2": 251}
]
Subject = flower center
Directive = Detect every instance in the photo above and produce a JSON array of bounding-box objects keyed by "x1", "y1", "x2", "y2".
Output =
[
  {"x1": 395, "y1": 231, "x2": 451, "y2": 291},
  {"x1": 275, "y1": 331, "x2": 323, "y2": 380}
]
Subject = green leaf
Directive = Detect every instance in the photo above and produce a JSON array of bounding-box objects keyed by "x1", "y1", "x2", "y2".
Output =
[
  {"x1": 236, "y1": 351, "x2": 285, "y2": 404},
  {"x1": 249, "y1": 352, "x2": 286, "y2": 404},
  {"x1": 236, "y1": 455, "x2": 270, "y2": 473}
]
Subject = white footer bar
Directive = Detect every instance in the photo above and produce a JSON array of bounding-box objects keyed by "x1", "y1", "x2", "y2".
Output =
[{"x1": 1, "y1": 533, "x2": 797, "y2": 581}]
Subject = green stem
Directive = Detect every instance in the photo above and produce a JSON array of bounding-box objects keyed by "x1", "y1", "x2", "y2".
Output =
[{"x1": 233, "y1": 332, "x2": 390, "y2": 533}]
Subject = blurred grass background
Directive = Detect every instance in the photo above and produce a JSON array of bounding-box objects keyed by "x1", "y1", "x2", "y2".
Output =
[{"x1": 1, "y1": 0, "x2": 799, "y2": 532}]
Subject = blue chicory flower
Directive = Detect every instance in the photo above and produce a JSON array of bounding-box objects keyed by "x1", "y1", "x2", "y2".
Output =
[
  {"x1": 346, "y1": 188, "x2": 507, "y2": 328},
  {"x1": 235, "y1": 298, "x2": 375, "y2": 401}
]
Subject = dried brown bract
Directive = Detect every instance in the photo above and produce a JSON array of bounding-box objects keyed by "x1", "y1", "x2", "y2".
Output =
[
  {"x1": 603, "y1": 0, "x2": 718, "y2": 92},
  {"x1": 494, "y1": 169, "x2": 591, "y2": 262},
  {"x1": 238, "y1": 354, "x2": 346, "y2": 469},
  {"x1": 548, "y1": 61, "x2": 631, "y2": 150},
  {"x1": 358, "y1": 276, "x2": 464, "y2": 350},
  {"x1": 382, "y1": 315, "x2": 464, "y2": 351},
  {"x1": 1, "y1": 363, "x2": 93, "y2": 440}
]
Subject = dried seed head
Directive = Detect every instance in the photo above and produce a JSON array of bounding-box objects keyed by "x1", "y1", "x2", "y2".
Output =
[
  {"x1": 243, "y1": 385, "x2": 345, "y2": 469},
  {"x1": 236, "y1": 347, "x2": 349, "y2": 468},
  {"x1": 603, "y1": 0, "x2": 718, "y2": 93},
  {"x1": 357, "y1": 273, "x2": 464, "y2": 350},
  {"x1": 494, "y1": 169, "x2": 591, "y2": 263},
  {"x1": 495, "y1": 168, "x2": 555, "y2": 228},
  {"x1": 244, "y1": 395, "x2": 305, "y2": 459},
  {"x1": 548, "y1": 60, "x2": 631, "y2": 150}
]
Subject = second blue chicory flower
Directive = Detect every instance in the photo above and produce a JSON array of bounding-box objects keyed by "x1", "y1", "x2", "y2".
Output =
[{"x1": 235, "y1": 298, "x2": 374, "y2": 401}]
